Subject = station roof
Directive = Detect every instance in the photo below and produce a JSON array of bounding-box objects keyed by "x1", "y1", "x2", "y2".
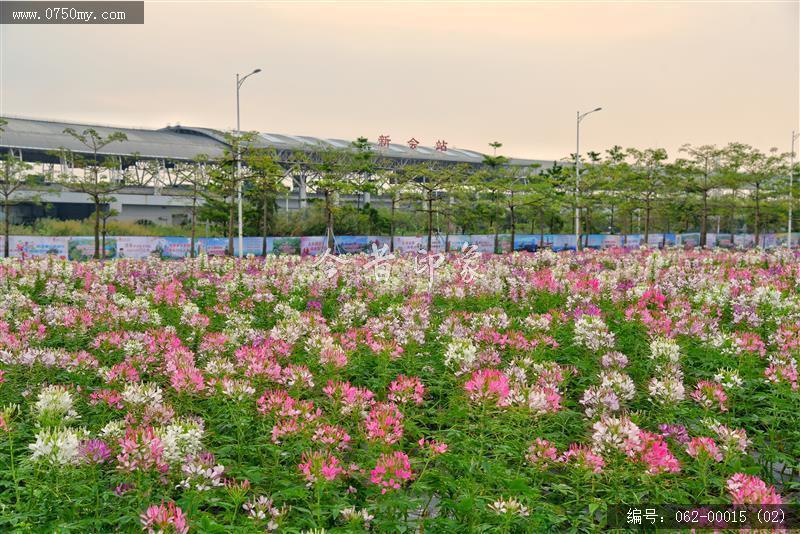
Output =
[{"x1": 1, "y1": 116, "x2": 549, "y2": 167}]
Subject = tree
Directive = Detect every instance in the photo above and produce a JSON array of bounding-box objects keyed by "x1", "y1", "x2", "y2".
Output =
[
  {"x1": 721, "y1": 143, "x2": 787, "y2": 246},
  {"x1": 0, "y1": 152, "x2": 34, "y2": 258},
  {"x1": 59, "y1": 128, "x2": 128, "y2": 259},
  {"x1": 378, "y1": 167, "x2": 412, "y2": 252},
  {"x1": 402, "y1": 162, "x2": 458, "y2": 251},
  {"x1": 349, "y1": 137, "x2": 379, "y2": 209},
  {"x1": 98, "y1": 200, "x2": 118, "y2": 260},
  {"x1": 624, "y1": 147, "x2": 669, "y2": 245},
  {"x1": 200, "y1": 131, "x2": 257, "y2": 255},
  {"x1": 244, "y1": 148, "x2": 287, "y2": 255},
  {"x1": 175, "y1": 156, "x2": 211, "y2": 258},
  {"x1": 479, "y1": 150, "x2": 511, "y2": 252},
  {"x1": 676, "y1": 144, "x2": 723, "y2": 247},
  {"x1": 306, "y1": 145, "x2": 355, "y2": 251},
  {"x1": 501, "y1": 163, "x2": 546, "y2": 251}
]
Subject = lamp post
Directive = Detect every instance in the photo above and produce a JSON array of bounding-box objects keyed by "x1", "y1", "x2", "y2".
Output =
[
  {"x1": 575, "y1": 107, "x2": 602, "y2": 251},
  {"x1": 789, "y1": 130, "x2": 799, "y2": 249},
  {"x1": 235, "y1": 68, "x2": 262, "y2": 257}
]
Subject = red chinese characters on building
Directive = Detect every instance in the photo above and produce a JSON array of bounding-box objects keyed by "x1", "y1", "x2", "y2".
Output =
[
  {"x1": 377, "y1": 135, "x2": 391, "y2": 148},
  {"x1": 407, "y1": 138, "x2": 419, "y2": 150},
  {"x1": 435, "y1": 139, "x2": 448, "y2": 152}
]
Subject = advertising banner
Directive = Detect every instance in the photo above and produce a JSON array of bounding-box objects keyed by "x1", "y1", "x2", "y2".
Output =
[
  {"x1": 467, "y1": 235, "x2": 494, "y2": 253},
  {"x1": 774, "y1": 233, "x2": 800, "y2": 248},
  {"x1": 496, "y1": 234, "x2": 512, "y2": 254},
  {"x1": 367, "y1": 236, "x2": 391, "y2": 252},
  {"x1": 393, "y1": 236, "x2": 424, "y2": 253},
  {"x1": 678, "y1": 233, "x2": 698, "y2": 247},
  {"x1": 272, "y1": 237, "x2": 301, "y2": 256},
  {"x1": 585, "y1": 234, "x2": 604, "y2": 249},
  {"x1": 513, "y1": 234, "x2": 538, "y2": 252},
  {"x1": 761, "y1": 233, "x2": 777, "y2": 249},
  {"x1": 621, "y1": 234, "x2": 641, "y2": 248},
  {"x1": 155, "y1": 237, "x2": 194, "y2": 259},
  {"x1": 335, "y1": 236, "x2": 369, "y2": 255},
  {"x1": 445, "y1": 234, "x2": 471, "y2": 252},
  {"x1": 602, "y1": 235, "x2": 622, "y2": 248},
  {"x1": 301, "y1": 236, "x2": 327, "y2": 256},
  {"x1": 116, "y1": 236, "x2": 160, "y2": 259},
  {"x1": 428, "y1": 235, "x2": 446, "y2": 254},
  {"x1": 551, "y1": 234, "x2": 576, "y2": 251},
  {"x1": 234, "y1": 236, "x2": 268, "y2": 256},
  {"x1": 197, "y1": 238, "x2": 229, "y2": 256},
  {"x1": 733, "y1": 234, "x2": 754, "y2": 249},
  {"x1": 646, "y1": 233, "x2": 664, "y2": 248},
  {"x1": 68, "y1": 236, "x2": 116, "y2": 260},
  {"x1": 10, "y1": 236, "x2": 69, "y2": 258},
  {"x1": 716, "y1": 234, "x2": 733, "y2": 248}
]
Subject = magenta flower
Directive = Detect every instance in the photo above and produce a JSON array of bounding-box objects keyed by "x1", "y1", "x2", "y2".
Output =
[
  {"x1": 370, "y1": 451, "x2": 414, "y2": 494},
  {"x1": 80, "y1": 438, "x2": 112, "y2": 464},
  {"x1": 633, "y1": 431, "x2": 681, "y2": 474},
  {"x1": 298, "y1": 450, "x2": 345, "y2": 484},
  {"x1": 690, "y1": 380, "x2": 728, "y2": 412},
  {"x1": 388, "y1": 375, "x2": 425, "y2": 406},
  {"x1": 364, "y1": 402, "x2": 404, "y2": 445},
  {"x1": 561, "y1": 444, "x2": 605, "y2": 474},
  {"x1": 726, "y1": 473, "x2": 782, "y2": 505},
  {"x1": 686, "y1": 437, "x2": 723, "y2": 462},
  {"x1": 526, "y1": 438, "x2": 558, "y2": 469},
  {"x1": 140, "y1": 500, "x2": 189, "y2": 533},
  {"x1": 418, "y1": 437, "x2": 448, "y2": 456},
  {"x1": 464, "y1": 369, "x2": 511, "y2": 407}
]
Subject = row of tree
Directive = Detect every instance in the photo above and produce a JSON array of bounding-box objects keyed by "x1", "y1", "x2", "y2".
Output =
[{"x1": 1, "y1": 118, "x2": 798, "y2": 258}]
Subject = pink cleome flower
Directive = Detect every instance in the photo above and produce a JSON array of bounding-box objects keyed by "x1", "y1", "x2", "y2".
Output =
[
  {"x1": 690, "y1": 380, "x2": 728, "y2": 412},
  {"x1": 298, "y1": 450, "x2": 345, "y2": 484},
  {"x1": 726, "y1": 473, "x2": 782, "y2": 505},
  {"x1": 418, "y1": 437, "x2": 448, "y2": 456},
  {"x1": 631, "y1": 431, "x2": 681, "y2": 474},
  {"x1": 140, "y1": 500, "x2": 189, "y2": 534},
  {"x1": 388, "y1": 375, "x2": 426, "y2": 406},
  {"x1": 364, "y1": 402, "x2": 404, "y2": 445},
  {"x1": 370, "y1": 451, "x2": 414, "y2": 494},
  {"x1": 464, "y1": 368, "x2": 511, "y2": 407},
  {"x1": 526, "y1": 438, "x2": 559, "y2": 469},
  {"x1": 561, "y1": 444, "x2": 605, "y2": 474},
  {"x1": 686, "y1": 437, "x2": 723, "y2": 463}
]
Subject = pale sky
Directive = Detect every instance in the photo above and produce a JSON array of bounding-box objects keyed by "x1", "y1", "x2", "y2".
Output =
[{"x1": 1, "y1": 1, "x2": 798, "y2": 161}]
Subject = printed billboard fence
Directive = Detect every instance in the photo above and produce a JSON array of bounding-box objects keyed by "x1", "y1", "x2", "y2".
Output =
[{"x1": 0, "y1": 233, "x2": 796, "y2": 260}]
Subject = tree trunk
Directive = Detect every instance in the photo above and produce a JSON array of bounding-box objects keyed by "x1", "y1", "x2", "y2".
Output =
[
  {"x1": 700, "y1": 189, "x2": 708, "y2": 248},
  {"x1": 754, "y1": 183, "x2": 761, "y2": 247},
  {"x1": 93, "y1": 197, "x2": 101, "y2": 260},
  {"x1": 262, "y1": 197, "x2": 269, "y2": 256},
  {"x1": 644, "y1": 201, "x2": 651, "y2": 245},
  {"x1": 3, "y1": 197, "x2": 9, "y2": 258},
  {"x1": 427, "y1": 194, "x2": 433, "y2": 252},
  {"x1": 227, "y1": 196, "x2": 235, "y2": 256},
  {"x1": 389, "y1": 197, "x2": 396, "y2": 253},
  {"x1": 325, "y1": 189, "x2": 334, "y2": 252},
  {"x1": 190, "y1": 182, "x2": 197, "y2": 258},
  {"x1": 509, "y1": 205, "x2": 516, "y2": 253}
]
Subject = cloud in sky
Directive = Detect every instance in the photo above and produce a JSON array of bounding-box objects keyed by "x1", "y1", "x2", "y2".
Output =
[{"x1": 1, "y1": 1, "x2": 797, "y2": 161}]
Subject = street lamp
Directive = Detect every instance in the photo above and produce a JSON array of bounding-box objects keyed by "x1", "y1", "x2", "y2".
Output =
[
  {"x1": 235, "y1": 68, "x2": 262, "y2": 258},
  {"x1": 789, "y1": 130, "x2": 799, "y2": 249},
  {"x1": 575, "y1": 107, "x2": 602, "y2": 251}
]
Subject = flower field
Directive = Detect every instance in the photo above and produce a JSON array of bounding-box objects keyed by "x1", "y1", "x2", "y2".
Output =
[{"x1": 0, "y1": 249, "x2": 798, "y2": 532}]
